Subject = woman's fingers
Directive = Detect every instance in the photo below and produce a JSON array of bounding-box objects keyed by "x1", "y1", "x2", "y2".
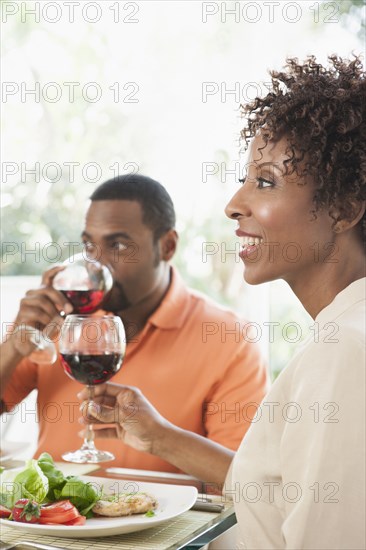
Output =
[
  {"x1": 80, "y1": 401, "x2": 116, "y2": 424},
  {"x1": 77, "y1": 383, "x2": 166, "y2": 455},
  {"x1": 78, "y1": 382, "x2": 136, "y2": 400},
  {"x1": 77, "y1": 384, "x2": 108, "y2": 402},
  {"x1": 79, "y1": 397, "x2": 139, "y2": 426},
  {"x1": 78, "y1": 425, "x2": 152, "y2": 453},
  {"x1": 86, "y1": 394, "x2": 117, "y2": 409},
  {"x1": 77, "y1": 384, "x2": 140, "y2": 412},
  {"x1": 78, "y1": 426, "x2": 122, "y2": 440}
]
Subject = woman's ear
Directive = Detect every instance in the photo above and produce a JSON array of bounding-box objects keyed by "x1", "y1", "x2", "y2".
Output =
[
  {"x1": 159, "y1": 229, "x2": 178, "y2": 261},
  {"x1": 331, "y1": 200, "x2": 366, "y2": 233}
]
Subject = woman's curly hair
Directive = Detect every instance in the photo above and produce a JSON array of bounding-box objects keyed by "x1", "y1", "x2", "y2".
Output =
[{"x1": 241, "y1": 54, "x2": 366, "y2": 240}]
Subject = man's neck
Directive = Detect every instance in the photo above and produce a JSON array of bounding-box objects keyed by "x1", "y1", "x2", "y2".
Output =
[{"x1": 118, "y1": 264, "x2": 172, "y2": 341}]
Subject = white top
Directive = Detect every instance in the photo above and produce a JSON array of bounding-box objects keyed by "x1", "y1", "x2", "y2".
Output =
[{"x1": 230, "y1": 278, "x2": 366, "y2": 549}]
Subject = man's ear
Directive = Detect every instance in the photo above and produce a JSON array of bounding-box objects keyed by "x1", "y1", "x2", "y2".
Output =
[
  {"x1": 159, "y1": 229, "x2": 178, "y2": 261},
  {"x1": 330, "y1": 200, "x2": 366, "y2": 233}
]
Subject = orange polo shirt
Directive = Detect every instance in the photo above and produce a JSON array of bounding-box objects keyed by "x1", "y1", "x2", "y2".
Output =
[{"x1": 3, "y1": 268, "x2": 268, "y2": 472}]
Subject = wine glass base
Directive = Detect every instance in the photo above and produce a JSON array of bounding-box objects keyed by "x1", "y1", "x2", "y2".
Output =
[{"x1": 62, "y1": 449, "x2": 115, "y2": 464}]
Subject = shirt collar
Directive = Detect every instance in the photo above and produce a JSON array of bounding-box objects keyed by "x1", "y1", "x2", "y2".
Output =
[
  {"x1": 147, "y1": 266, "x2": 191, "y2": 329},
  {"x1": 315, "y1": 277, "x2": 366, "y2": 325}
]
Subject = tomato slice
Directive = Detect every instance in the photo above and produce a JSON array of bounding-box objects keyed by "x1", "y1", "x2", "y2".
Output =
[
  {"x1": 0, "y1": 505, "x2": 12, "y2": 518},
  {"x1": 40, "y1": 500, "x2": 75, "y2": 515},
  {"x1": 39, "y1": 500, "x2": 80, "y2": 524},
  {"x1": 64, "y1": 515, "x2": 86, "y2": 526},
  {"x1": 39, "y1": 509, "x2": 80, "y2": 524}
]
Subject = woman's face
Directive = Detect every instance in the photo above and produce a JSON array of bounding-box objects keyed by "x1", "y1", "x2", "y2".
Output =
[{"x1": 225, "y1": 134, "x2": 336, "y2": 286}]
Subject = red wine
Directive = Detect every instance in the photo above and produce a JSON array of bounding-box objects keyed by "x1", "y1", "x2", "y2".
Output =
[
  {"x1": 60, "y1": 289, "x2": 104, "y2": 314},
  {"x1": 60, "y1": 353, "x2": 123, "y2": 385}
]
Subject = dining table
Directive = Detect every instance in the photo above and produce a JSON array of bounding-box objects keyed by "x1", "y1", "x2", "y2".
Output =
[{"x1": 0, "y1": 460, "x2": 237, "y2": 550}]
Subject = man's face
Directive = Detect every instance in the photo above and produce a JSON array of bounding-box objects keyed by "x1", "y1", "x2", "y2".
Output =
[{"x1": 82, "y1": 200, "x2": 163, "y2": 313}]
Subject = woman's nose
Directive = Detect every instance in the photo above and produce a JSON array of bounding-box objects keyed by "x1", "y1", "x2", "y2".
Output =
[{"x1": 225, "y1": 187, "x2": 250, "y2": 220}]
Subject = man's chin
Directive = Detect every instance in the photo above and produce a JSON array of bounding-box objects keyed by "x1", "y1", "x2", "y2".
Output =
[
  {"x1": 99, "y1": 284, "x2": 131, "y2": 313},
  {"x1": 101, "y1": 295, "x2": 130, "y2": 313}
]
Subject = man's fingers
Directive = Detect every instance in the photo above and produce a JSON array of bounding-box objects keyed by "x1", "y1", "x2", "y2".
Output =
[
  {"x1": 22, "y1": 288, "x2": 72, "y2": 319},
  {"x1": 16, "y1": 305, "x2": 54, "y2": 329},
  {"x1": 37, "y1": 286, "x2": 73, "y2": 315},
  {"x1": 41, "y1": 265, "x2": 65, "y2": 286}
]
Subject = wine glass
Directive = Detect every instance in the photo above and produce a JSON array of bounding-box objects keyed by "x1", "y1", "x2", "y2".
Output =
[
  {"x1": 15, "y1": 324, "x2": 58, "y2": 365},
  {"x1": 53, "y1": 252, "x2": 113, "y2": 314},
  {"x1": 59, "y1": 314, "x2": 126, "y2": 463},
  {"x1": 24, "y1": 253, "x2": 113, "y2": 364}
]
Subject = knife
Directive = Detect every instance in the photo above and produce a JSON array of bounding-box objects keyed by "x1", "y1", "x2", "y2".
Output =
[
  {"x1": 191, "y1": 500, "x2": 225, "y2": 512},
  {"x1": 105, "y1": 467, "x2": 197, "y2": 480},
  {"x1": 0, "y1": 541, "x2": 67, "y2": 550}
]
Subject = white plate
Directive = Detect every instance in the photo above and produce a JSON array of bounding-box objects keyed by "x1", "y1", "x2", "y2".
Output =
[
  {"x1": 0, "y1": 475, "x2": 198, "y2": 538},
  {"x1": 0, "y1": 441, "x2": 26, "y2": 461}
]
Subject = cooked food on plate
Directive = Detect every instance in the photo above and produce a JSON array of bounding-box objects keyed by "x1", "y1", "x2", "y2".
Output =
[{"x1": 93, "y1": 493, "x2": 157, "y2": 517}]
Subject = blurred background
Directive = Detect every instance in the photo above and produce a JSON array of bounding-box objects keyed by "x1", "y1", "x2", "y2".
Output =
[{"x1": 1, "y1": 1, "x2": 365, "y2": 453}]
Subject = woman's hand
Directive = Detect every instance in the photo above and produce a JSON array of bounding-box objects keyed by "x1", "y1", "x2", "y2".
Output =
[
  {"x1": 77, "y1": 383, "x2": 172, "y2": 454},
  {"x1": 77, "y1": 382, "x2": 234, "y2": 484}
]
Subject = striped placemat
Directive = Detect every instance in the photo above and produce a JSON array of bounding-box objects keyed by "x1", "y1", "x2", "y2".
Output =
[{"x1": 0, "y1": 506, "x2": 233, "y2": 550}]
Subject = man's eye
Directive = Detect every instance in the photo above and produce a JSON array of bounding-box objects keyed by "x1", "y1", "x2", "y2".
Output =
[
  {"x1": 111, "y1": 242, "x2": 127, "y2": 252},
  {"x1": 82, "y1": 242, "x2": 99, "y2": 260},
  {"x1": 84, "y1": 241, "x2": 96, "y2": 250},
  {"x1": 257, "y1": 177, "x2": 274, "y2": 189}
]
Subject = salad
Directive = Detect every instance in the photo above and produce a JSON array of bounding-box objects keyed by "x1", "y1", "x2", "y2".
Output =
[{"x1": 0, "y1": 453, "x2": 99, "y2": 526}]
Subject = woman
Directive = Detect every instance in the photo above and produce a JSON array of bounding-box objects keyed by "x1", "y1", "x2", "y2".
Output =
[{"x1": 78, "y1": 55, "x2": 365, "y2": 549}]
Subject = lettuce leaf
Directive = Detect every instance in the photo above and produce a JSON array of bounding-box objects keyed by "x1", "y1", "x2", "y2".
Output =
[
  {"x1": 37, "y1": 452, "x2": 66, "y2": 500},
  {"x1": 54, "y1": 476, "x2": 100, "y2": 516},
  {"x1": 0, "y1": 468, "x2": 23, "y2": 509},
  {"x1": 13, "y1": 460, "x2": 49, "y2": 504}
]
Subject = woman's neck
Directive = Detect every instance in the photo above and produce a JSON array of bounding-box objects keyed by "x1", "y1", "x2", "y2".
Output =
[{"x1": 288, "y1": 237, "x2": 365, "y2": 319}]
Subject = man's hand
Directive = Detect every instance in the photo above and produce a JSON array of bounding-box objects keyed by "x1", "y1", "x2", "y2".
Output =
[
  {"x1": 10, "y1": 266, "x2": 72, "y2": 357},
  {"x1": 77, "y1": 383, "x2": 172, "y2": 454}
]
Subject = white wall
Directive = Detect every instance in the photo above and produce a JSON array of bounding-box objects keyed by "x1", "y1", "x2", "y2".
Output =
[
  {"x1": 1, "y1": 276, "x2": 41, "y2": 335},
  {"x1": 1, "y1": 276, "x2": 40, "y2": 460}
]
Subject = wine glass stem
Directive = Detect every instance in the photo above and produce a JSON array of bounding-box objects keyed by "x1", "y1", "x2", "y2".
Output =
[{"x1": 83, "y1": 385, "x2": 96, "y2": 449}]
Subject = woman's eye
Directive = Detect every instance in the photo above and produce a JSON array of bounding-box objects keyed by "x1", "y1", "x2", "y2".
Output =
[{"x1": 257, "y1": 177, "x2": 274, "y2": 189}]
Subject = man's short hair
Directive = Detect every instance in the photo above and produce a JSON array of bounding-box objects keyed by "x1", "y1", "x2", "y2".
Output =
[{"x1": 90, "y1": 174, "x2": 176, "y2": 241}]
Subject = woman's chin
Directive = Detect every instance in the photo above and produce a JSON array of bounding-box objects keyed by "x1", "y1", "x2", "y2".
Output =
[{"x1": 243, "y1": 266, "x2": 270, "y2": 286}]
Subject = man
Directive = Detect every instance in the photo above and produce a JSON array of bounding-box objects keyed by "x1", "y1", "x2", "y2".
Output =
[{"x1": 0, "y1": 174, "x2": 267, "y2": 471}]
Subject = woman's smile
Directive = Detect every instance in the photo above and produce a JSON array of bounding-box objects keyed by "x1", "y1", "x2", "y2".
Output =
[{"x1": 236, "y1": 229, "x2": 264, "y2": 259}]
